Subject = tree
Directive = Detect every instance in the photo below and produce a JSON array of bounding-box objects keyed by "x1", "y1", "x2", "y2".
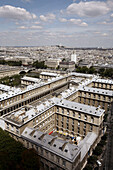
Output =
[
  {"x1": 18, "y1": 149, "x2": 40, "y2": 170},
  {"x1": 88, "y1": 155, "x2": 97, "y2": 165},
  {"x1": 0, "y1": 128, "x2": 40, "y2": 170},
  {"x1": 93, "y1": 146, "x2": 102, "y2": 156},
  {"x1": 101, "y1": 133, "x2": 107, "y2": 141},
  {"x1": 83, "y1": 164, "x2": 93, "y2": 170},
  {"x1": 88, "y1": 67, "x2": 96, "y2": 74},
  {"x1": 33, "y1": 60, "x2": 47, "y2": 69},
  {"x1": 98, "y1": 140, "x2": 106, "y2": 147}
]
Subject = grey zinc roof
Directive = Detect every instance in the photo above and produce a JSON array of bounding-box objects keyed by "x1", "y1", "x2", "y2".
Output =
[
  {"x1": 21, "y1": 127, "x2": 80, "y2": 162},
  {"x1": 71, "y1": 72, "x2": 93, "y2": 78},
  {"x1": 51, "y1": 97, "x2": 104, "y2": 117},
  {"x1": 79, "y1": 86, "x2": 113, "y2": 96},
  {"x1": 0, "y1": 75, "x2": 67, "y2": 102},
  {"x1": 21, "y1": 76, "x2": 41, "y2": 83},
  {"x1": 93, "y1": 78, "x2": 113, "y2": 85},
  {"x1": 78, "y1": 132, "x2": 97, "y2": 161},
  {"x1": 40, "y1": 72, "x2": 58, "y2": 77}
]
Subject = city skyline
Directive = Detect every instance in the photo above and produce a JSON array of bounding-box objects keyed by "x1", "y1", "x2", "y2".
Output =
[{"x1": 0, "y1": 0, "x2": 113, "y2": 47}]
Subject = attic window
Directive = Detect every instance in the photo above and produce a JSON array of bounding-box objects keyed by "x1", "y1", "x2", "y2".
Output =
[
  {"x1": 53, "y1": 144, "x2": 56, "y2": 147},
  {"x1": 59, "y1": 147, "x2": 62, "y2": 150},
  {"x1": 65, "y1": 149, "x2": 68, "y2": 153},
  {"x1": 25, "y1": 131, "x2": 27, "y2": 134},
  {"x1": 34, "y1": 135, "x2": 36, "y2": 138}
]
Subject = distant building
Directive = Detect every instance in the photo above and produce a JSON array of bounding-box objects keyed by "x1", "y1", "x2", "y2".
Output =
[
  {"x1": 40, "y1": 72, "x2": 60, "y2": 80},
  {"x1": 45, "y1": 59, "x2": 61, "y2": 69},
  {"x1": 79, "y1": 61, "x2": 92, "y2": 68},
  {"x1": 71, "y1": 52, "x2": 77, "y2": 63},
  {"x1": 59, "y1": 61, "x2": 75, "y2": 71}
]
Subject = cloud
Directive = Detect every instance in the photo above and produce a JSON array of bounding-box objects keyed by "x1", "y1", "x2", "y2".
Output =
[
  {"x1": 18, "y1": 26, "x2": 28, "y2": 29},
  {"x1": 0, "y1": 5, "x2": 37, "y2": 20},
  {"x1": 59, "y1": 17, "x2": 88, "y2": 26},
  {"x1": 69, "y1": 18, "x2": 88, "y2": 26},
  {"x1": 30, "y1": 25, "x2": 43, "y2": 29},
  {"x1": 18, "y1": 25, "x2": 43, "y2": 29},
  {"x1": 40, "y1": 13, "x2": 56, "y2": 22},
  {"x1": 67, "y1": 1, "x2": 113, "y2": 17},
  {"x1": 59, "y1": 18, "x2": 67, "y2": 22},
  {"x1": 34, "y1": 21, "x2": 40, "y2": 25},
  {"x1": 102, "y1": 33, "x2": 108, "y2": 36}
]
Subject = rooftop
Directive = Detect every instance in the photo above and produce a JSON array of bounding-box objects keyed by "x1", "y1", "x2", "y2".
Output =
[
  {"x1": 21, "y1": 127, "x2": 80, "y2": 162},
  {"x1": 79, "y1": 86, "x2": 113, "y2": 96},
  {"x1": 21, "y1": 76, "x2": 41, "y2": 83},
  {"x1": 93, "y1": 78, "x2": 113, "y2": 84},
  {"x1": 51, "y1": 97, "x2": 104, "y2": 117}
]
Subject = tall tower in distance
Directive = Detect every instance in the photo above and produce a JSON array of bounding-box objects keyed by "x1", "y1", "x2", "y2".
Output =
[{"x1": 71, "y1": 51, "x2": 77, "y2": 63}]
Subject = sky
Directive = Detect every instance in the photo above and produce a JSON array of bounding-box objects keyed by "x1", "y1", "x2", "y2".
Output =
[{"x1": 0, "y1": 0, "x2": 113, "y2": 47}]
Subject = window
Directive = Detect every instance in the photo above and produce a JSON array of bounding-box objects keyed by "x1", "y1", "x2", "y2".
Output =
[
  {"x1": 73, "y1": 111, "x2": 75, "y2": 117},
  {"x1": 7, "y1": 123, "x2": 9, "y2": 129},
  {"x1": 57, "y1": 120, "x2": 58, "y2": 125},
  {"x1": 51, "y1": 153, "x2": 54, "y2": 160},
  {"x1": 27, "y1": 142, "x2": 29, "y2": 148},
  {"x1": 62, "y1": 160, "x2": 66, "y2": 166},
  {"x1": 84, "y1": 115, "x2": 87, "y2": 120},
  {"x1": 16, "y1": 127, "x2": 19, "y2": 134},
  {"x1": 62, "y1": 116, "x2": 64, "y2": 122},
  {"x1": 78, "y1": 113, "x2": 81, "y2": 119},
  {"x1": 78, "y1": 127, "x2": 80, "y2": 133},
  {"x1": 57, "y1": 157, "x2": 59, "y2": 163},
  {"x1": 36, "y1": 146, "x2": 38, "y2": 151},
  {"x1": 62, "y1": 108, "x2": 64, "y2": 114},
  {"x1": 91, "y1": 117, "x2": 94, "y2": 123},
  {"x1": 57, "y1": 107, "x2": 59, "y2": 112},
  {"x1": 84, "y1": 123, "x2": 86, "y2": 128},
  {"x1": 67, "y1": 118, "x2": 69, "y2": 123},
  {"x1": 93, "y1": 100, "x2": 95, "y2": 106},
  {"x1": 72, "y1": 119, "x2": 74, "y2": 124},
  {"x1": 90, "y1": 125, "x2": 93, "y2": 131},
  {"x1": 78, "y1": 121, "x2": 80, "y2": 126},
  {"x1": 66, "y1": 124, "x2": 69, "y2": 129},
  {"x1": 67, "y1": 110, "x2": 69, "y2": 115},
  {"x1": 72, "y1": 125, "x2": 74, "y2": 131},
  {"x1": 11, "y1": 125, "x2": 14, "y2": 131},
  {"x1": 46, "y1": 151, "x2": 48, "y2": 157},
  {"x1": 41, "y1": 149, "x2": 43, "y2": 155},
  {"x1": 83, "y1": 130, "x2": 86, "y2": 135},
  {"x1": 62, "y1": 122, "x2": 63, "y2": 128}
]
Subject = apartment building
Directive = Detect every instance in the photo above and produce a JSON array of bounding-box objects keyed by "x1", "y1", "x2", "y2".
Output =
[
  {"x1": 0, "y1": 72, "x2": 112, "y2": 170},
  {"x1": 21, "y1": 76, "x2": 41, "y2": 86}
]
